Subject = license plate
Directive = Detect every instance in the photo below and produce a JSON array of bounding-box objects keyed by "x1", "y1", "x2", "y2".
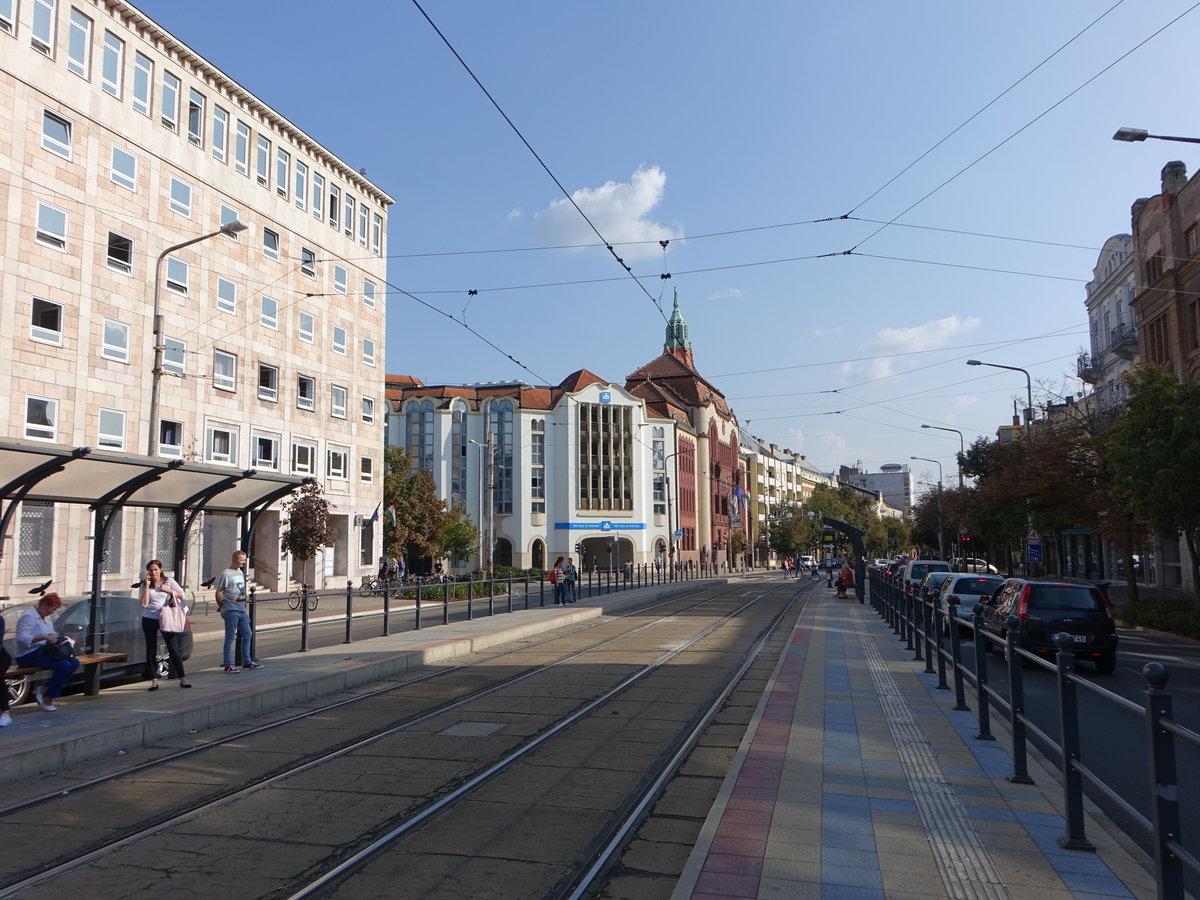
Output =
[{"x1": 1070, "y1": 634, "x2": 1089, "y2": 644}]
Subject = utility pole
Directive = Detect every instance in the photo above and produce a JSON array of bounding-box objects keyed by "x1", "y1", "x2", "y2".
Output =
[{"x1": 485, "y1": 430, "x2": 494, "y2": 580}]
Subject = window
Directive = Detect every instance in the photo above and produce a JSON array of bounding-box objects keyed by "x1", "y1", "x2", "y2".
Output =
[
  {"x1": 25, "y1": 395, "x2": 57, "y2": 440},
  {"x1": 333, "y1": 265, "x2": 347, "y2": 294},
  {"x1": 42, "y1": 110, "x2": 72, "y2": 158},
  {"x1": 206, "y1": 425, "x2": 238, "y2": 465},
  {"x1": 275, "y1": 148, "x2": 289, "y2": 197},
  {"x1": 331, "y1": 384, "x2": 347, "y2": 418},
  {"x1": 294, "y1": 161, "x2": 308, "y2": 209},
  {"x1": 653, "y1": 439, "x2": 665, "y2": 469},
  {"x1": 159, "y1": 419, "x2": 183, "y2": 457},
  {"x1": 406, "y1": 400, "x2": 434, "y2": 472},
  {"x1": 531, "y1": 421, "x2": 545, "y2": 514},
  {"x1": 213, "y1": 350, "x2": 237, "y2": 391},
  {"x1": 234, "y1": 120, "x2": 250, "y2": 174},
  {"x1": 312, "y1": 173, "x2": 325, "y2": 219},
  {"x1": 332, "y1": 325, "x2": 347, "y2": 355},
  {"x1": 160, "y1": 70, "x2": 180, "y2": 131},
  {"x1": 297, "y1": 374, "x2": 315, "y2": 410},
  {"x1": 451, "y1": 404, "x2": 468, "y2": 502},
  {"x1": 362, "y1": 338, "x2": 376, "y2": 366},
  {"x1": 260, "y1": 294, "x2": 278, "y2": 329},
  {"x1": 132, "y1": 52, "x2": 152, "y2": 115},
  {"x1": 220, "y1": 204, "x2": 241, "y2": 238},
  {"x1": 169, "y1": 177, "x2": 192, "y2": 217},
  {"x1": 0, "y1": 0, "x2": 16, "y2": 34},
  {"x1": 262, "y1": 227, "x2": 280, "y2": 260},
  {"x1": 298, "y1": 310, "x2": 315, "y2": 343},
  {"x1": 216, "y1": 276, "x2": 237, "y2": 313},
  {"x1": 31, "y1": 0, "x2": 54, "y2": 54},
  {"x1": 165, "y1": 257, "x2": 188, "y2": 295},
  {"x1": 254, "y1": 435, "x2": 280, "y2": 470},
  {"x1": 1146, "y1": 251, "x2": 1164, "y2": 285},
  {"x1": 101, "y1": 318, "x2": 130, "y2": 362},
  {"x1": 1186, "y1": 224, "x2": 1199, "y2": 257},
  {"x1": 110, "y1": 145, "x2": 136, "y2": 189},
  {"x1": 372, "y1": 212, "x2": 383, "y2": 255},
  {"x1": 255, "y1": 135, "x2": 270, "y2": 185},
  {"x1": 362, "y1": 397, "x2": 375, "y2": 424},
  {"x1": 577, "y1": 401, "x2": 633, "y2": 512},
  {"x1": 344, "y1": 194, "x2": 355, "y2": 237},
  {"x1": 211, "y1": 106, "x2": 228, "y2": 161},
  {"x1": 163, "y1": 336, "x2": 185, "y2": 376},
  {"x1": 98, "y1": 408, "x2": 125, "y2": 449},
  {"x1": 35, "y1": 202, "x2": 67, "y2": 250},
  {"x1": 653, "y1": 473, "x2": 666, "y2": 515},
  {"x1": 18, "y1": 499, "x2": 59, "y2": 581},
  {"x1": 300, "y1": 246, "x2": 316, "y2": 277},
  {"x1": 327, "y1": 447, "x2": 348, "y2": 479},
  {"x1": 361, "y1": 456, "x2": 374, "y2": 484},
  {"x1": 186, "y1": 89, "x2": 204, "y2": 145},
  {"x1": 31, "y1": 297, "x2": 63, "y2": 345},
  {"x1": 257, "y1": 364, "x2": 278, "y2": 402},
  {"x1": 358, "y1": 202, "x2": 369, "y2": 246},
  {"x1": 100, "y1": 31, "x2": 123, "y2": 96},
  {"x1": 363, "y1": 280, "x2": 376, "y2": 309},
  {"x1": 329, "y1": 184, "x2": 340, "y2": 228},
  {"x1": 292, "y1": 442, "x2": 316, "y2": 474},
  {"x1": 66, "y1": 8, "x2": 89, "y2": 76},
  {"x1": 106, "y1": 231, "x2": 132, "y2": 274}
]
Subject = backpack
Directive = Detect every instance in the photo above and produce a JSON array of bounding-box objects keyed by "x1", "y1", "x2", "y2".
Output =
[{"x1": 548, "y1": 570, "x2": 557, "y2": 584}]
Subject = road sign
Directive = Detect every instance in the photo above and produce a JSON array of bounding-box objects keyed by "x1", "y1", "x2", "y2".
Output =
[
  {"x1": 674, "y1": 529, "x2": 683, "y2": 538},
  {"x1": 1026, "y1": 543, "x2": 1043, "y2": 563},
  {"x1": 1026, "y1": 527, "x2": 1042, "y2": 543}
]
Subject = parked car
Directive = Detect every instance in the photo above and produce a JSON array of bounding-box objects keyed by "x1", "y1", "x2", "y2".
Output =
[
  {"x1": 799, "y1": 556, "x2": 816, "y2": 569},
  {"x1": 3, "y1": 592, "x2": 194, "y2": 705},
  {"x1": 917, "y1": 570, "x2": 953, "y2": 603},
  {"x1": 980, "y1": 578, "x2": 1117, "y2": 673},
  {"x1": 938, "y1": 573, "x2": 1005, "y2": 633},
  {"x1": 951, "y1": 557, "x2": 999, "y2": 574},
  {"x1": 902, "y1": 560, "x2": 951, "y2": 595}
]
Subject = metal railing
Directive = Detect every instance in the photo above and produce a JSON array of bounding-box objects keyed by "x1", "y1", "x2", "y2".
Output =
[{"x1": 867, "y1": 567, "x2": 1198, "y2": 898}]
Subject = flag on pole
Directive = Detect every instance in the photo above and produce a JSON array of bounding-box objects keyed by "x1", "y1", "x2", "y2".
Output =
[
  {"x1": 732, "y1": 482, "x2": 746, "y2": 509},
  {"x1": 386, "y1": 503, "x2": 397, "y2": 526},
  {"x1": 368, "y1": 504, "x2": 380, "y2": 523}
]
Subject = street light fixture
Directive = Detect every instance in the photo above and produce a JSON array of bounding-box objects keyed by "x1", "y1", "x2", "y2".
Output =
[
  {"x1": 966, "y1": 359, "x2": 1033, "y2": 440},
  {"x1": 1112, "y1": 127, "x2": 1200, "y2": 145},
  {"x1": 467, "y1": 437, "x2": 495, "y2": 579},
  {"x1": 911, "y1": 456, "x2": 945, "y2": 559},
  {"x1": 920, "y1": 424, "x2": 965, "y2": 488},
  {"x1": 148, "y1": 220, "x2": 248, "y2": 456}
]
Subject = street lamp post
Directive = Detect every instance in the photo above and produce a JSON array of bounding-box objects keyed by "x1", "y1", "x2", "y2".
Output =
[
  {"x1": 1112, "y1": 127, "x2": 1200, "y2": 145},
  {"x1": 148, "y1": 221, "x2": 248, "y2": 456},
  {"x1": 467, "y1": 436, "x2": 495, "y2": 579},
  {"x1": 966, "y1": 359, "x2": 1033, "y2": 440},
  {"x1": 911, "y1": 456, "x2": 945, "y2": 559},
  {"x1": 921, "y1": 424, "x2": 965, "y2": 488}
]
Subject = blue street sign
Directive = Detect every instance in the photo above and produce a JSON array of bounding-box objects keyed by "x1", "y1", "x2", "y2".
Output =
[
  {"x1": 555, "y1": 521, "x2": 645, "y2": 530},
  {"x1": 674, "y1": 529, "x2": 683, "y2": 538},
  {"x1": 599, "y1": 391, "x2": 612, "y2": 403},
  {"x1": 1026, "y1": 543, "x2": 1043, "y2": 563}
]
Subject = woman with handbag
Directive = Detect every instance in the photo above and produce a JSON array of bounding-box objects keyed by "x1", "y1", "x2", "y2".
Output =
[
  {"x1": 15, "y1": 592, "x2": 79, "y2": 711},
  {"x1": 139, "y1": 560, "x2": 191, "y2": 690}
]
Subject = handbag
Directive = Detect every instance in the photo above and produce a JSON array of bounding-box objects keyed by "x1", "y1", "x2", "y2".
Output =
[
  {"x1": 42, "y1": 635, "x2": 77, "y2": 661},
  {"x1": 159, "y1": 597, "x2": 187, "y2": 634}
]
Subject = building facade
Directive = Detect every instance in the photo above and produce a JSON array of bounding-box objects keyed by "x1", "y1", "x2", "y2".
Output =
[
  {"x1": 838, "y1": 464, "x2": 915, "y2": 517},
  {"x1": 1, "y1": 0, "x2": 391, "y2": 594},
  {"x1": 1076, "y1": 234, "x2": 1139, "y2": 415},
  {"x1": 740, "y1": 430, "x2": 835, "y2": 565}
]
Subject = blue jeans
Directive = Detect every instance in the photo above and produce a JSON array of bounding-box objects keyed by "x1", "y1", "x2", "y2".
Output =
[
  {"x1": 554, "y1": 581, "x2": 568, "y2": 604},
  {"x1": 17, "y1": 647, "x2": 80, "y2": 700},
  {"x1": 221, "y1": 606, "x2": 253, "y2": 667}
]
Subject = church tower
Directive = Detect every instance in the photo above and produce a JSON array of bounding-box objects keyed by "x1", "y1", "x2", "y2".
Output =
[{"x1": 664, "y1": 289, "x2": 695, "y2": 368}]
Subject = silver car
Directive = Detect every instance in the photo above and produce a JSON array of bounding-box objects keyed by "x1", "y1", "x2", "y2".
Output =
[{"x1": 938, "y1": 574, "x2": 1005, "y2": 633}]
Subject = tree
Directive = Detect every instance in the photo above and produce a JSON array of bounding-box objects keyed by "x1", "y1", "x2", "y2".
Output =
[
  {"x1": 1106, "y1": 365, "x2": 1200, "y2": 600},
  {"x1": 383, "y1": 447, "x2": 479, "y2": 569},
  {"x1": 280, "y1": 480, "x2": 335, "y2": 586}
]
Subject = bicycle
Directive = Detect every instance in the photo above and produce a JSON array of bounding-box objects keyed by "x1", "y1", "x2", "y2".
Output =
[{"x1": 287, "y1": 589, "x2": 318, "y2": 611}]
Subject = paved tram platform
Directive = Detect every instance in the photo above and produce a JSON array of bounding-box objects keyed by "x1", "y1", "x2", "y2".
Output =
[{"x1": 1, "y1": 577, "x2": 1159, "y2": 898}]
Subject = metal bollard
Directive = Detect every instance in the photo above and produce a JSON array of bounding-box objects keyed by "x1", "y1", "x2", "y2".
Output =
[
  {"x1": 1055, "y1": 633, "x2": 1094, "y2": 850},
  {"x1": 247, "y1": 586, "x2": 258, "y2": 662},
  {"x1": 382, "y1": 579, "x2": 391, "y2": 636},
  {"x1": 507, "y1": 574, "x2": 513, "y2": 613},
  {"x1": 299, "y1": 583, "x2": 309, "y2": 652},
  {"x1": 973, "y1": 605, "x2": 994, "y2": 741},
  {"x1": 1004, "y1": 616, "x2": 1033, "y2": 784},
  {"x1": 442, "y1": 580, "x2": 450, "y2": 626},
  {"x1": 467, "y1": 574, "x2": 474, "y2": 620},
  {"x1": 414, "y1": 583, "x2": 422, "y2": 630},
  {"x1": 948, "y1": 610, "x2": 969, "y2": 711},
  {"x1": 344, "y1": 579, "x2": 354, "y2": 644},
  {"x1": 932, "y1": 598, "x2": 947, "y2": 688},
  {"x1": 1143, "y1": 662, "x2": 1183, "y2": 897}
]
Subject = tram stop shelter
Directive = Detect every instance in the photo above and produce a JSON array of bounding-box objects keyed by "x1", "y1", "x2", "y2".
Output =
[{"x1": 0, "y1": 440, "x2": 308, "y2": 652}]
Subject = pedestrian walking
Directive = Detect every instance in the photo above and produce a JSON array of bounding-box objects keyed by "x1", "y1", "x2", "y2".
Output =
[
  {"x1": 216, "y1": 550, "x2": 262, "y2": 673},
  {"x1": 139, "y1": 559, "x2": 191, "y2": 689},
  {"x1": 551, "y1": 556, "x2": 568, "y2": 605},
  {"x1": 564, "y1": 557, "x2": 578, "y2": 602},
  {"x1": 15, "y1": 592, "x2": 79, "y2": 712}
]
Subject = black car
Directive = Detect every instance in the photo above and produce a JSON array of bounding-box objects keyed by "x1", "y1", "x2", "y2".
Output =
[
  {"x1": 4, "y1": 592, "x2": 194, "y2": 705},
  {"x1": 981, "y1": 578, "x2": 1117, "y2": 673}
]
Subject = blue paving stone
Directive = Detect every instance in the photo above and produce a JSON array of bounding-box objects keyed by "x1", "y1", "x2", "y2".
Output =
[
  {"x1": 821, "y1": 862, "x2": 885, "y2": 890},
  {"x1": 868, "y1": 797, "x2": 918, "y2": 813}
]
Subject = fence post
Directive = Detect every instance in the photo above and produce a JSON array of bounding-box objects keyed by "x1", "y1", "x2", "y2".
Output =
[
  {"x1": 344, "y1": 579, "x2": 354, "y2": 644},
  {"x1": 414, "y1": 584, "x2": 422, "y2": 630},
  {"x1": 1004, "y1": 616, "x2": 1033, "y2": 784},
  {"x1": 442, "y1": 580, "x2": 450, "y2": 625},
  {"x1": 904, "y1": 590, "x2": 915, "y2": 652},
  {"x1": 382, "y1": 579, "x2": 391, "y2": 636},
  {"x1": 973, "y1": 605, "x2": 994, "y2": 741},
  {"x1": 1055, "y1": 633, "x2": 1094, "y2": 850},
  {"x1": 299, "y1": 583, "x2": 309, "y2": 652},
  {"x1": 487, "y1": 574, "x2": 494, "y2": 616},
  {"x1": 507, "y1": 574, "x2": 513, "y2": 613},
  {"x1": 1144, "y1": 662, "x2": 1183, "y2": 899},
  {"x1": 247, "y1": 586, "x2": 257, "y2": 662},
  {"x1": 467, "y1": 574, "x2": 474, "y2": 620},
  {"x1": 932, "y1": 597, "x2": 947, "y2": 688},
  {"x1": 524, "y1": 573, "x2": 530, "y2": 610},
  {"x1": 948, "y1": 612, "x2": 969, "y2": 711}
]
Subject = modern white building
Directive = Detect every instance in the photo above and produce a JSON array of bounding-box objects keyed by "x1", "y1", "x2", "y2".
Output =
[
  {"x1": 839, "y1": 464, "x2": 915, "y2": 517},
  {"x1": 0, "y1": 0, "x2": 391, "y2": 594}
]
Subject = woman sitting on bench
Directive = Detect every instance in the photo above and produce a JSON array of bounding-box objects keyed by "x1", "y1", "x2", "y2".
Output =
[{"x1": 16, "y1": 592, "x2": 79, "y2": 712}]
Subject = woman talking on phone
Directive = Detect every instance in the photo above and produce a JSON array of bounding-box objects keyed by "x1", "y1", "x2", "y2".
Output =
[{"x1": 139, "y1": 559, "x2": 191, "y2": 689}]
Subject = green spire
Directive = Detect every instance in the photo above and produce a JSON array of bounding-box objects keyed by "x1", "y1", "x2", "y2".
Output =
[{"x1": 665, "y1": 288, "x2": 691, "y2": 350}]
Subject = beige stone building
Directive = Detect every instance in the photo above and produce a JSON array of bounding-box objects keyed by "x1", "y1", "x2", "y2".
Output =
[{"x1": 0, "y1": 0, "x2": 391, "y2": 595}]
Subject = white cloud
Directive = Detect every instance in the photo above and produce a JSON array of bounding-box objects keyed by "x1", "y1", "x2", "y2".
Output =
[
  {"x1": 531, "y1": 165, "x2": 683, "y2": 261},
  {"x1": 813, "y1": 326, "x2": 843, "y2": 338},
  {"x1": 505, "y1": 208, "x2": 523, "y2": 223},
  {"x1": 842, "y1": 315, "x2": 980, "y2": 381},
  {"x1": 709, "y1": 287, "x2": 746, "y2": 302}
]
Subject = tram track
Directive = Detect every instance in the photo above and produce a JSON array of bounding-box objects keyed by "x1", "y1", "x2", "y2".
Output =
[{"x1": 0, "y1": 579, "x2": 813, "y2": 899}]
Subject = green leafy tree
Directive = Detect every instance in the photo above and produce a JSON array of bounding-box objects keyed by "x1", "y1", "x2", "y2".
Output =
[
  {"x1": 383, "y1": 447, "x2": 479, "y2": 568},
  {"x1": 280, "y1": 480, "x2": 335, "y2": 586}
]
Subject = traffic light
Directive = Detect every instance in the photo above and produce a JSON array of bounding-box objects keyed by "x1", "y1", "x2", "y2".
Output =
[{"x1": 574, "y1": 542, "x2": 581, "y2": 553}]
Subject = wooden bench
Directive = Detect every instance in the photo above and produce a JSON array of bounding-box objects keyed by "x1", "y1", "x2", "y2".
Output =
[{"x1": 5, "y1": 652, "x2": 129, "y2": 697}]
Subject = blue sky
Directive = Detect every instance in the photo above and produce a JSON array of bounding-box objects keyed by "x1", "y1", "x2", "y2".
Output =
[{"x1": 133, "y1": 0, "x2": 1199, "y2": 493}]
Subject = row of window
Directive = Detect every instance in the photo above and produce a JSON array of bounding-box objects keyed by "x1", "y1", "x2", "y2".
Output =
[
  {"x1": 22, "y1": 394, "x2": 375, "y2": 479},
  {"x1": 10, "y1": 0, "x2": 384, "y2": 254}
]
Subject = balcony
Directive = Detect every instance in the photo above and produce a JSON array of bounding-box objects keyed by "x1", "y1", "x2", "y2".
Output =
[
  {"x1": 1076, "y1": 352, "x2": 1102, "y2": 384},
  {"x1": 1109, "y1": 322, "x2": 1139, "y2": 360}
]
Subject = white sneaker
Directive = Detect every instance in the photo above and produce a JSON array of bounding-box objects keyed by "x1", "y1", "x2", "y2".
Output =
[
  {"x1": 34, "y1": 686, "x2": 57, "y2": 712},
  {"x1": 0, "y1": 711, "x2": 11, "y2": 727}
]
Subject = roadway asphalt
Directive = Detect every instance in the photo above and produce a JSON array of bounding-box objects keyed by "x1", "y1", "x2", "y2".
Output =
[{"x1": 1, "y1": 574, "x2": 1162, "y2": 898}]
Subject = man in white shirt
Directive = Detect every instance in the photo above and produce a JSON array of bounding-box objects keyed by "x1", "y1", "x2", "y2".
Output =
[{"x1": 215, "y1": 550, "x2": 262, "y2": 673}]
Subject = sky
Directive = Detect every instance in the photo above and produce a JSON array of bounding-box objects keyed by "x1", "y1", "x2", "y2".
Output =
[{"x1": 132, "y1": 0, "x2": 1200, "y2": 496}]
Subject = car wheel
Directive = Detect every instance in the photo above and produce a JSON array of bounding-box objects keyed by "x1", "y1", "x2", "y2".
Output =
[
  {"x1": 6, "y1": 673, "x2": 31, "y2": 707},
  {"x1": 1095, "y1": 649, "x2": 1117, "y2": 675}
]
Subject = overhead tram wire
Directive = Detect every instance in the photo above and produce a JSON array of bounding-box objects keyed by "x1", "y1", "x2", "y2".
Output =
[
  {"x1": 409, "y1": 0, "x2": 669, "y2": 322},
  {"x1": 843, "y1": 0, "x2": 1128, "y2": 218},
  {"x1": 847, "y1": 1, "x2": 1200, "y2": 254}
]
